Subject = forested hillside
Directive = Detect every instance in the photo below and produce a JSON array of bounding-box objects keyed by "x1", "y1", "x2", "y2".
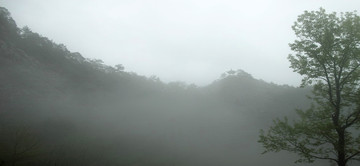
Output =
[{"x1": 0, "y1": 6, "x2": 316, "y2": 166}]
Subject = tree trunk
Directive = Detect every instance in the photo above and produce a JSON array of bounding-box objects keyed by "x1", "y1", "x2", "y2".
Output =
[{"x1": 337, "y1": 129, "x2": 346, "y2": 166}]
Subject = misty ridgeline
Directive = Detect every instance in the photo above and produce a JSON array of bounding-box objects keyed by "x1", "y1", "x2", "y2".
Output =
[{"x1": 0, "y1": 6, "x2": 358, "y2": 166}]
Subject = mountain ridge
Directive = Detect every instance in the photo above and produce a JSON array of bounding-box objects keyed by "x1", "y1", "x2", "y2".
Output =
[{"x1": 0, "y1": 6, "x2": 318, "y2": 166}]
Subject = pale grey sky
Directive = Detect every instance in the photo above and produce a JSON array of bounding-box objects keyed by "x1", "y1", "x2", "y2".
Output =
[{"x1": 2, "y1": 0, "x2": 360, "y2": 86}]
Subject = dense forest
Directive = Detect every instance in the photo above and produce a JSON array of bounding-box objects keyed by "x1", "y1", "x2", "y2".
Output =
[{"x1": 0, "y1": 6, "x2": 330, "y2": 166}]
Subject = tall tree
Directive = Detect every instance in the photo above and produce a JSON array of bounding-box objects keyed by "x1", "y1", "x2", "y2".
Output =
[{"x1": 259, "y1": 8, "x2": 360, "y2": 166}]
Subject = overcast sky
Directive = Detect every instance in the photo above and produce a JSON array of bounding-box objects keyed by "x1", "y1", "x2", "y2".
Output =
[{"x1": 2, "y1": 0, "x2": 360, "y2": 86}]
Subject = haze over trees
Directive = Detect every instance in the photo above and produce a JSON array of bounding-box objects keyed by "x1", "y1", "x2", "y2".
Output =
[
  {"x1": 0, "y1": 5, "x2": 359, "y2": 166},
  {"x1": 259, "y1": 8, "x2": 360, "y2": 166}
]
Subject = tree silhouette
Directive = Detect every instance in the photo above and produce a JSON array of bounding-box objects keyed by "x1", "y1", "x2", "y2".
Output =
[{"x1": 259, "y1": 8, "x2": 360, "y2": 166}]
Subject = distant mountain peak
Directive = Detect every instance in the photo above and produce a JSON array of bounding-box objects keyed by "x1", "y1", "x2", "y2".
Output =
[{"x1": 220, "y1": 69, "x2": 253, "y2": 79}]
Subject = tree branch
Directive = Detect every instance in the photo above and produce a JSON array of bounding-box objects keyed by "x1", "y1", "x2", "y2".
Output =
[
  {"x1": 346, "y1": 151, "x2": 360, "y2": 161},
  {"x1": 344, "y1": 108, "x2": 360, "y2": 129},
  {"x1": 340, "y1": 64, "x2": 360, "y2": 86},
  {"x1": 314, "y1": 55, "x2": 337, "y2": 108},
  {"x1": 288, "y1": 139, "x2": 338, "y2": 163}
]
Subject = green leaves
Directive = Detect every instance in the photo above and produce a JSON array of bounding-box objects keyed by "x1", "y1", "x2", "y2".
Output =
[
  {"x1": 260, "y1": 8, "x2": 360, "y2": 165},
  {"x1": 259, "y1": 108, "x2": 336, "y2": 163},
  {"x1": 289, "y1": 8, "x2": 360, "y2": 88}
]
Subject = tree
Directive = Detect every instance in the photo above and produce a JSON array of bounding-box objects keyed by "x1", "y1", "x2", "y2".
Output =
[
  {"x1": 115, "y1": 64, "x2": 125, "y2": 72},
  {"x1": 259, "y1": 8, "x2": 360, "y2": 166},
  {"x1": 0, "y1": 7, "x2": 19, "y2": 42},
  {"x1": 0, "y1": 126, "x2": 40, "y2": 166}
]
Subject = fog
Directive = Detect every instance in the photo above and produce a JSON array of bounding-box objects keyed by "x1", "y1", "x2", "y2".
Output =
[
  {"x1": 1, "y1": 1, "x2": 360, "y2": 166},
  {"x1": 3, "y1": 0, "x2": 360, "y2": 86}
]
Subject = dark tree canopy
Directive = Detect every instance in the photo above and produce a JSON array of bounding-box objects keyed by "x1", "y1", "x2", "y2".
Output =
[{"x1": 259, "y1": 8, "x2": 360, "y2": 166}]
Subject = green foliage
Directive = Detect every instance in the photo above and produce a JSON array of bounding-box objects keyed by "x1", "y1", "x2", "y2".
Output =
[
  {"x1": 259, "y1": 8, "x2": 360, "y2": 166},
  {"x1": 259, "y1": 107, "x2": 337, "y2": 163}
]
